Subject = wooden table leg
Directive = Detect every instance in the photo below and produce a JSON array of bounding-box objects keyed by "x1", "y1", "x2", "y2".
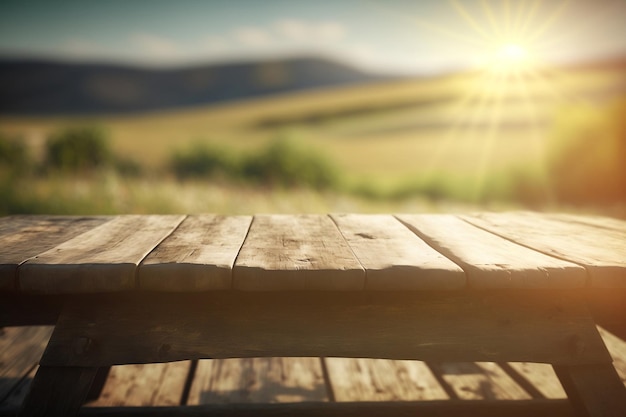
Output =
[
  {"x1": 18, "y1": 366, "x2": 99, "y2": 417},
  {"x1": 554, "y1": 363, "x2": 626, "y2": 417},
  {"x1": 85, "y1": 366, "x2": 111, "y2": 403}
]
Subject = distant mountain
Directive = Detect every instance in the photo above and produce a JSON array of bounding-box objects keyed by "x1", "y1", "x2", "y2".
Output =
[{"x1": 0, "y1": 57, "x2": 390, "y2": 115}]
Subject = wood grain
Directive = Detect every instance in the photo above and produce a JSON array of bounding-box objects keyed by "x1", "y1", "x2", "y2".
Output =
[
  {"x1": 428, "y1": 362, "x2": 531, "y2": 400},
  {"x1": 188, "y1": 358, "x2": 327, "y2": 404},
  {"x1": 39, "y1": 291, "x2": 610, "y2": 367},
  {"x1": 85, "y1": 362, "x2": 191, "y2": 406},
  {"x1": 139, "y1": 215, "x2": 252, "y2": 291},
  {"x1": 597, "y1": 326, "x2": 626, "y2": 388},
  {"x1": 234, "y1": 215, "x2": 364, "y2": 291},
  {"x1": 396, "y1": 214, "x2": 586, "y2": 289},
  {"x1": 505, "y1": 362, "x2": 567, "y2": 399},
  {"x1": 553, "y1": 364, "x2": 626, "y2": 417},
  {"x1": 0, "y1": 326, "x2": 53, "y2": 402},
  {"x1": 324, "y1": 358, "x2": 448, "y2": 401},
  {"x1": 18, "y1": 215, "x2": 185, "y2": 293},
  {"x1": 1, "y1": 400, "x2": 578, "y2": 417},
  {"x1": 19, "y1": 365, "x2": 99, "y2": 417},
  {"x1": 544, "y1": 213, "x2": 626, "y2": 234},
  {"x1": 462, "y1": 212, "x2": 626, "y2": 288},
  {"x1": 330, "y1": 214, "x2": 465, "y2": 290},
  {"x1": 0, "y1": 216, "x2": 110, "y2": 290}
]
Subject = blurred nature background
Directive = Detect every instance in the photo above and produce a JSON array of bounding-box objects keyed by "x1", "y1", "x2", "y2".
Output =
[{"x1": 0, "y1": 0, "x2": 625, "y2": 215}]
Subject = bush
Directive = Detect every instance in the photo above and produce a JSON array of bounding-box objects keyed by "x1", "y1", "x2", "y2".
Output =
[
  {"x1": 169, "y1": 137, "x2": 340, "y2": 189},
  {"x1": 170, "y1": 143, "x2": 239, "y2": 179},
  {"x1": 45, "y1": 126, "x2": 112, "y2": 172},
  {"x1": 0, "y1": 132, "x2": 30, "y2": 173},
  {"x1": 545, "y1": 99, "x2": 626, "y2": 204},
  {"x1": 243, "y1": 137, "x2": 338, "y2": 189}
]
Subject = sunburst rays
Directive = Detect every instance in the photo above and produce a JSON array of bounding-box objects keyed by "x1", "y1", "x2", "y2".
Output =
[
  {"x1": 427, "y1": 0, "x2": 583, "y2": 201},
  {"x1": 366, "y1": 0, "x2": 617, "y2": 202}
]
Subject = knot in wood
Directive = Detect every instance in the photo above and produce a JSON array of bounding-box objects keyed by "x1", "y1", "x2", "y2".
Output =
[{"x1": 158, "y1": 343, "x2": 172, "y2": 358}]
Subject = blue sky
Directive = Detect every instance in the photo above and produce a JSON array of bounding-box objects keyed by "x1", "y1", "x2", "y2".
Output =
[{"x1": 1, "y1": 0, "x2": 625, "y2": 74}]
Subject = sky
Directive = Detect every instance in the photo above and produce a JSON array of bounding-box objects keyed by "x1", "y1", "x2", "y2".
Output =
[{"x1": 1, "y1": 0, "x2": 625, "y2": 75}]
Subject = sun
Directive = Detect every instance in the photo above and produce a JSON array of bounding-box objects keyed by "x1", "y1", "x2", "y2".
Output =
[
  {"x1": 498, "y1": 43, "x2": 528, "y2": 63},
  {"x1": 484, "y1": 41, "x2": 534, "y2": 74}
]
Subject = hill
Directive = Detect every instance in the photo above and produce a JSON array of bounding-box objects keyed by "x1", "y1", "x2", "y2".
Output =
[{"x1": 0, "y1": 56, "x2": 390, "y2": 115}]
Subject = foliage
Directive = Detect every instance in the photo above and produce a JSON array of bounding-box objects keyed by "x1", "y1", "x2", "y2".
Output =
[
  {"x1": 0, "y1": 132, "x2": 30, "y2": 174},
  {"x1": 170, "y1": 142, "x2": 239, "y2": 179},
  {"x1": 545, "y1": 99, "x2": 626, "y2": 204},
  {"x1": 170, "y1": 137, "x2": 339, "y2": 189},
  {"x1": 45, "y1": 126, "x2": 112, "y2": 172},
  {"x1": 242, "y1": 137, "x2": 339, "y2": 189}
]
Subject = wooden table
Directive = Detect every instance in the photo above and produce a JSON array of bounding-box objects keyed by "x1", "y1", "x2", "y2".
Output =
[{"x1": 1, "y1": 213, "x2": 625, "y2": 416}]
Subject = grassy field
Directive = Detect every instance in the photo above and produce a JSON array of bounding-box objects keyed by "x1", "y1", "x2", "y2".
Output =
[{"x1": 1, "y1": 61, "x2": 625, "y2": 215}]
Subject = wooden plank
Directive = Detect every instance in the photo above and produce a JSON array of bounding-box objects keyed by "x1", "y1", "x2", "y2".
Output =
[
  {"x1": 18, "y1": 365, "x2": 99, "y2": 417},
  {"x1": 597, "y1": 326, "x2": 626, "y2": 387},
  {"x1": 85, "y1": 362, "x2": 191, "y2": 406},
  {"x1": 427, "y1": 362, "x2": 532, "y2": 400},
  {"x1": 505, "y1": 362, "x2": 567, "y2": 399},
  {"x1": 85, "y1": 367, "x2": 111, "y2": 402},
  {"x1": 0, "y1": 294, "x2": 65, "y2": 326},
  {"x1": 0, "y1": 326, "x2": 53, "y2": 403},
  {"x1": 0, "y1": 216, "x2": 110, "y2": 291},
  {"x1": 324, "y1": 358, "x2": 448, "y2": 401},
  {"x1": 139, "y1": 215, "x2": 251, "y2": 291},
  {"x1": 0, "y1": 215, "x2": 103, "y2": 237},
  {"x1": 2, "y1": 400, "x2": 578, "y2": 417},
  {"x1": 188, "y1": 358, "x2": 327, "y2": 404},
  {"x1": 0, "y1": 364, "x2": 37, "y2": 409},
  {"x1": 544, "y1": 213, "x2": 626, "y2": 234},
  {"x1": 233, "y1": 215, "x2": 364, "y2": 291},
  {"x1": 553, "y1": 364, "x2": 626, "y2": 417},
  {"x1": 462, "y1": 212, "x2": 626, "y2": 288},
  {"x1": 39, "y1": 291, "x2": 611, "y2": 367},
  {"x1": 18, "y1": 215, "x2": 186, "y2": 293},
  {"x1": 396, "y1": 214, "x2": 586, "y2": 289},
  {"x1": 330, "y1": 214, "x2": 465, "y2": 290}
]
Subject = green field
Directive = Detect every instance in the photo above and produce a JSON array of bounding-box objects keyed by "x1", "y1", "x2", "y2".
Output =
[{"x1": 1, "y1": 62, "x2": 625, "y2": 215}]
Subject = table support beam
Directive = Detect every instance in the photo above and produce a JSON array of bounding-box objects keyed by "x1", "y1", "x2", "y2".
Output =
[
  {"x1": 554, "y1": 364, "x2": 626, "y2": 417},
  {"x1": 18, "y1": 366, "x2": 99, "y2": 417}
]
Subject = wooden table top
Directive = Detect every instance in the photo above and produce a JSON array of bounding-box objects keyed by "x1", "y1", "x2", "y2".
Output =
[{"x1": 0, "y1": 213, "x2": 624, "y2": 294}]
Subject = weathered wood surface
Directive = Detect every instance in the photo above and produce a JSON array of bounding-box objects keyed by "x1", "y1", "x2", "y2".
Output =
[
  {"x1": 324, "y1": 358, "x2": 448, "y2": 401},
  {"x1": 0, "y1": 216, "x2": 110, "y2": 290},
  {"x1": 233, "y1": 215, "x2": 364, "y2": 290},
  {"x1": 139, "y1": 215, "x2": 252, "y2": 291},
  {"x1": 5, "y1": 322, "x2": 626, "y2": 414},
  {"x1": 188, "y1": 358, "x2": 327, "y2": 404},
  {"x1": 462, "y1": 212, "x2": 626, "y2": 288},
  {"x1": 554, "y1": 364, "x2": 626, "y2": 417},
  {"x1": 1, "y1": 400, "x2": 578, "y2": 417},
  {"x1": 40, "y1": 291, "x2": 610, "y2": 367},
  {"x1": 505, "y1": 362, "x2": 567, "y2": 399},
  {"x1": 0, "y1": 326, "x2": 52, "y2": 403},
  {"x1": 396, "y1": 214, "x2": 587, "y2": 289},
  {"x1": 18, "y1": 215, "x2": 185, "y2": 293},
  {"x1": 330, "y1": 214, "x2": 465, "y2": 290},
  {"x1": 1, "y1": 213, "x2": 623, "y2": 293},
  {"x1": 427, "y1": 362, "x2": 531, "y2": 400},
  {"x1": 19, "y1": 365, "x2": 99, "y2": 417},
  {"x1": 543, "y1": 213, "x2": 626, "y2": 234},
  {"x1": 6, "y1": 326, "x2": 623, "y2": 412},
  {"x1": 85, "y1": 362, "x2": 192, "y2": 407}
]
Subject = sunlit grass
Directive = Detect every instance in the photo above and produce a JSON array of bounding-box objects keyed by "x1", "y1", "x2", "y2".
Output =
[{"x1": 3, "y1": 172, "x2": 482, "y2": 215}]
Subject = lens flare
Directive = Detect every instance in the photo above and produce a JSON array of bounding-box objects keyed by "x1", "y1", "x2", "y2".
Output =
[{"x1": 499, "y1": 43, "x2": 528, "y2": 62}]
